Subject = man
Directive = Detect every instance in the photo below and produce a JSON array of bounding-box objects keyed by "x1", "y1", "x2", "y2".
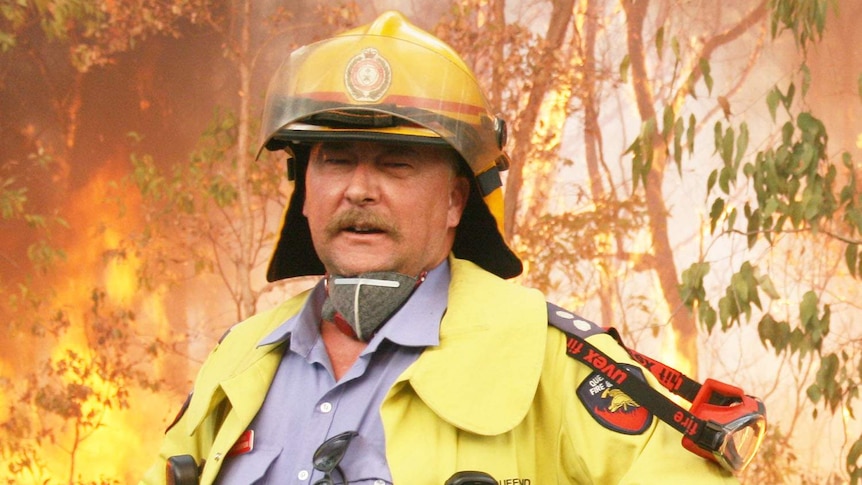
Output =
[{"x1": 142, "y1": 11, "x2": 747, "y2": 484}]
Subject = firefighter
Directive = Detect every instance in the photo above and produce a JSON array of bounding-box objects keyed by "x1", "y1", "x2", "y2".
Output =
[{"x1": 142, "y1": 11, "x2": 744, "y2": 484}]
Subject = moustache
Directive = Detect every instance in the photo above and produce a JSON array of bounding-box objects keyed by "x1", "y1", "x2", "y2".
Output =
[{"x1": 325, "y1": 209, "x2": 401, "y2": 240}]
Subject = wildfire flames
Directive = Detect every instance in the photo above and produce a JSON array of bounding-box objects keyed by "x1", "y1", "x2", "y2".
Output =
[
  {"x1": 2, "y1": 160, "x2": 181, "y2": 483},
  {"x1": 2, "y1": 4, "x2": 860, "y2": 484}
]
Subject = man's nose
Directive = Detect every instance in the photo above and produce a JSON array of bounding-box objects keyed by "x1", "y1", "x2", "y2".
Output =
[{"x1": 344, "y1": 161, "x2": 378, "y2": 205}]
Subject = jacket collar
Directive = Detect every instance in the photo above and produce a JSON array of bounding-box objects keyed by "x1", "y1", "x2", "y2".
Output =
[
  {"x1": 396, "y1": 256, "x2": 547, "y2": 435},
  {"x1": 183, "y1": 257, "x2": 548, "y2": 437},
  {"x1": 184, "y1": 292, "x2": 310, "y2": 435}
]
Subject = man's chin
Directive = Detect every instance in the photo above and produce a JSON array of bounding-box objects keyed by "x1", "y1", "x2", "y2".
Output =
[{"x1": 325, "y1": 255, "x2": 398, "y2": 276}]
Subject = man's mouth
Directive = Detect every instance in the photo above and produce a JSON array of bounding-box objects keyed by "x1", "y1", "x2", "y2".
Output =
[
  {"x1": 345, "y1": 224, "x2": 385, "y2": 235},
  {"x1": 326, "y1": 209, "x2": 399, "y2": 240}
]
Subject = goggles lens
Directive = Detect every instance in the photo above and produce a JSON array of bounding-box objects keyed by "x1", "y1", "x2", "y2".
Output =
[
  {"x1": 713, "y1": 410, "x2": 767, "y2": 472},
  {"x1": 684, "y1": 379, "x2": 767, "y2": 473}
]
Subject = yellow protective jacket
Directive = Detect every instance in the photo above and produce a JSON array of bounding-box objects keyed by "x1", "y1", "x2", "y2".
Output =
[{"x1": 141, "y1": 257, "x2": 737, "y2": 484}]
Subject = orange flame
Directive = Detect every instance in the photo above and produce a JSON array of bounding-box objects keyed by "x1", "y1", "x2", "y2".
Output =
[{"x1": 5, "y1": 160, "x2": 175, "y2": 483}]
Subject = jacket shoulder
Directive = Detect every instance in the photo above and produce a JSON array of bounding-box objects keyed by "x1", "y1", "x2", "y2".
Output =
[
  {"x1": 546, "y1": 301, "x2": 604, "y2": 339},
  {"x1": 214, "y1": 289, "x2": 312, "y2": 351}
]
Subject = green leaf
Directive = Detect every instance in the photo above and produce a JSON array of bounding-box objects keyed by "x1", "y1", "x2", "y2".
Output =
[
  {"x1": 701, "y1": 305, "x2": 717, "y2": 333},
  {"x1": 847, "y1": 437, "x2": 862, "y2": 474},
  {"x1": 783, "y1": 82, "x2": 796, "y2": 109},
  {"x1": 757, "y1": 314, "x2": 781, "y2": 352},
  {"x1": 655, "y1": 26, "x2": 665, "y2": 58},
  {"x1": 719, "y1": 166, "x2": 731, "y2": 194},
  {"x1": 680, "y1": 261, "x2": 710, "y2": 307},
  {"x1": 718, "y1": 295, "x2": 730, "y2": 327},
  {"x1": 844, "y1": 244, "x2": 859, "y2": 277},
  {"x1": 707, "y1": 169, "x2": 718, "y2": 194},
  {"x1": 746, "y1": 206, "x2": 761, "y2": 249},
  {"x1": 662, "y1": 105, "x2": 675, "y2": 138},
  {"x1": 721, "y1": 126, "x2": 735, "y2": 167},
  {"x1": 813, "y1": 352, "x2": 840, "y2": 410},
  {"x1": 806, "y1": 382, "x2": 822, "y2": 404},
  {"x1": 620, "y1": 54, "x2": 630, "y2": 83},
  {"x1": 758, "y1": 273, "x2": 781, "y2": 299},
  {"x1": 767, "y1": 88, "x2": 780, "y2": 121},
  {"x1": 727, "y1": 207, "x2": 737, "y2": 232},
  {"x1": 735, "y1": 122, "x2": 749, "y2": 168},
  {"x1": 709, "y1": 198, "x2": 725, "y2": 233},
  {"x1": 799, "y1": 290, "x2": 818, "y2": 329},
  {"x1": 674, "y1": 117, "x2": 684, "y2": 172},
  {"x1": 801, "y1": 64, "x2": 811, "y2": 97},
  {"x1": 699, "y1": 57, "x2": 713, "y2": 94},
  {"x1": 687, "y1": 114, "x2": 696, "y2": 155}
]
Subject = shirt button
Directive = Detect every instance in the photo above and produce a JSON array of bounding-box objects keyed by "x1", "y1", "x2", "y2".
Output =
[
  {"x1": 319, "y1": 402, "x2": 333, "y2": 413},
  {"x1": 298, "y1": 469, "x2": 309, "y2": 480},
  {"x1": 374, "y1": 480, "x2": 386, "y2": 485}
]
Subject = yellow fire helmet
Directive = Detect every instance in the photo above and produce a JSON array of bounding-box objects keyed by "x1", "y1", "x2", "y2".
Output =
[{"x1": 259, "y1": 10, "x2": 523, "y2": 281}]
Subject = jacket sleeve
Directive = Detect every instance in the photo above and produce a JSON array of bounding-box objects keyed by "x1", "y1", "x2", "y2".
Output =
[
  {"x1": 138, "y1": 398, "x2": 206, "y2": 485},
  {"x1": 139, "y1": 379, "x2": 227, "y2": 485},
  {"x1": 549, "y1": 329, "x2": 740, "y2": 484}
]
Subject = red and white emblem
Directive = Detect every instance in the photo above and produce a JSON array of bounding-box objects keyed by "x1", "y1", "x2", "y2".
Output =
[
  {"x1": 344, "y1": 48, "x2": 391, "y2": 102},
  {"x1": 577, "y1": 366, "x2": 653, "y2": 435}
]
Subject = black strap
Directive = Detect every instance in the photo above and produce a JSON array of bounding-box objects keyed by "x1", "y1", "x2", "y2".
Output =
[
  {"x1": 604, "y1": 327, "x2": 703, "y2": 402},
  {"x1": 546, "y1": 302, "x2": 720, "y2": 448},
  {"x1": 475, "y1": 167, "x2": 502, "y2": 196}
]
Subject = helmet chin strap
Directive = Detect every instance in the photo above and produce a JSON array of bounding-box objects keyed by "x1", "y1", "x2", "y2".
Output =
[{"x1": 322, "y1": 271, "x2": 426, "y2": 341}]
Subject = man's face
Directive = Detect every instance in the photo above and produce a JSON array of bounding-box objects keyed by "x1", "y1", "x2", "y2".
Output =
[{"x1": 303, "y1": 140, "x2": 470, "y2": 277}]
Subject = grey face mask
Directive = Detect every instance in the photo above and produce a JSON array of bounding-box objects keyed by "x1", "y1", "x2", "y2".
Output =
[{"x1": 321, "y1": 271, "x2": 422, "y2": 341}]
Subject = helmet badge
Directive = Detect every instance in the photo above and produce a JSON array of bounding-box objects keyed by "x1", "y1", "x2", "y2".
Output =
[{"x1": 345, "y1": 48, "x2": 391, "y2": 102}]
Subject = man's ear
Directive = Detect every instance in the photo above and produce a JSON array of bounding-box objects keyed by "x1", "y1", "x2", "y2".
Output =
[{"x1": 448, "y1": 176, "x2": 470, "y2": 226}]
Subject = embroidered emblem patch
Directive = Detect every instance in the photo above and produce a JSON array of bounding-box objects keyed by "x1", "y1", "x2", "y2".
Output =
[
  {"x1": 344, "y1": 48, "x2": 391, "y2": 102},
  {"x1": 577, "y1": 365, "x2": 653, "y2": 435}
]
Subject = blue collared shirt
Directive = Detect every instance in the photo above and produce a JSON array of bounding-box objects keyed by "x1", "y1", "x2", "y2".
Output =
[{"x1": 215, "y1": 261, "x2": 450, "y2": 484}]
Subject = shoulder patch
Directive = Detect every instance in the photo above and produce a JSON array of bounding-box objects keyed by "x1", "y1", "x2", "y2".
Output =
[{"x1": 577, "y1": 365, "x2": 653, "y2": 435}]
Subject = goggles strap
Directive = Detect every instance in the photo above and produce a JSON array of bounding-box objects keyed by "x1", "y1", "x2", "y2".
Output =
[
  {"x1": 562, "y1": 331, "x2": 712, "y2": 444},
  {"x1": 475, "y1": 167, "x2": 502, "y2": 196},
  {"x1": 604, "y1": 327, "x2": 703, "y2": 402},
  {"x1": 547, "y1": 302, "x2": 763, "y2": 473}
]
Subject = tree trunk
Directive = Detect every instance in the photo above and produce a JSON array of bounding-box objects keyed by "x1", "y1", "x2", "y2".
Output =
[
  {"x1": 621, "y1": 0, "x2": 699, "y2": 375},
  {"x1": 581, "y1": 0, "x2": 619, "y2": 328},
  {"x1": 503, "y1": 0, "x2": 575, "y2": 239},
  {"x1": 236, "y1": 0, "x2": 255, "y2": 320}
]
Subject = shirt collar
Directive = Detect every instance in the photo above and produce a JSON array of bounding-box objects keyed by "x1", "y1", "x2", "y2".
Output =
[{"x1": 257, "y1": 260, "x2": 450, "y2": 350}]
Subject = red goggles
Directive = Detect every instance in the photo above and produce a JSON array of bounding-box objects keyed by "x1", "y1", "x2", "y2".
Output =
[
  {"x1": 682, "y1": 378, "x2": 767, "y2": 473},
  {"x1": 568, "y1": 325, "x2": 768, "y2": 474}
]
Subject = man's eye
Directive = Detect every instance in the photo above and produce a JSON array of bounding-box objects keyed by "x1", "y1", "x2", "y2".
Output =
[{"x1": 381, "y1": 159, "x2": 414, "y2": 169}]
